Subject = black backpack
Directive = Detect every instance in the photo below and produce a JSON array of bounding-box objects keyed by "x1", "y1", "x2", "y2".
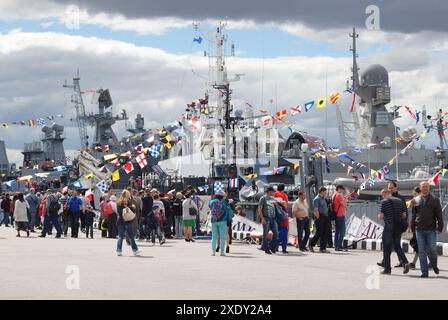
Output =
[{"x1": 48, "y1": 196, "x2": 61, "y2": 215}]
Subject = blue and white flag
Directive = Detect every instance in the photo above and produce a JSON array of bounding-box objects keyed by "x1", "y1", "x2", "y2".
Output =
[
  {"x1": 382, "y1": 165, "x2": 391, "y2": 175},
  {"x1": 198, "y1": 185, "x2": 209, "y2": 192},
  {"x1": 214, "y1": 181, "x2": 224, "y2": 194},
  {"x1": 304, "y1": 101, "x2": 315, "y2": 112},
  {"x1": 228, "y1": 178, "x2": 239, "y2": 189},
  {"x1": 37, "y1": 118, "x2": 46, "y2": 126},
  {"x1": 54, "y1": 165, "x2": 67, "y2": 172},
  {"x1": 96, "y1": 180, "x2": 109, "y2": 193},
  {"x1": 71, "y1": 180, "x2": 83, "y2": 188},
  {"x1": 149, "y1": 145, "x2": 160, "y2": 158},
  {"x1": 368, "y1": 176, "x2": 376, "y2": 187},
  {"x1": 415, "y1": 111, "x2": 421, "y2": 125}
]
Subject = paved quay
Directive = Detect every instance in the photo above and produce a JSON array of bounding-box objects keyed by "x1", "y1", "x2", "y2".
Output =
[{"x1": 1, "y1": 227, "x2": 447, "y2": 300}]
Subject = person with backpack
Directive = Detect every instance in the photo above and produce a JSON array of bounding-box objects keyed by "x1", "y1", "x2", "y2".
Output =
[
  {"x1": 258, "y1": 186, "x2": 279, "y2": 255},
  {"x1": 209, "y1": 192, "x2": 231, "y2": 256},
  {"x1": 59, "y1": 191, "x2": 70, "y2": 237},
  {"x1": 378, "y1": 188, "x2": 410, "y2": 275},
  {"x1": 25, "y1": 188, "x2": 40, "y2": 233},
  {"x1": 13, "y1": 193, "x2": 30, "y2": 237},
  {"x1": 116, "y1": 190, "x2": 140, "y2": 256},
  {"x1": 274, "y1": 200, "x2": 289, "y2": 254},
  {"x1": 332, "y1": 185, "x2": 348, "y2": 251},
  {"x1": 182, "y1": 191, "x2": 198, "y2": 242},
  {"x1": 150, "y1": 192, "x2": 166, "y2": 245},
  {"x1": 39, "y1": 191, "x2": 62, "y2": 238}
]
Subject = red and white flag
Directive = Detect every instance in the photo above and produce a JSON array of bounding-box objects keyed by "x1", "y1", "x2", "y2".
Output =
[
  {"x1": 428, "y1": 172, "x2": 440, "y2": 186},
  {"x1": 136, "y1": 153, "x2": 147, "y2": 168},
  {"x1": 104, "y1": 145, "x2": 110, "y2": 152},
  {"x1": 290, "y1": 105, "x2": 302, "y2": 116},
  {"x1": 121, "y1": 151, "x2": 132, "y2": 159},
  {"x1": 147, "y1": 135, "x2": 155, "y2": 144},
  {"x1": 123, "y1": 162, "x2": 134, "y2": 174},
  {"x1": 110, "y1": 159, "x2": 120, "y2": 166},
  {"x1": 85, "y1": 189, "x2": 94, "y2": 202}
]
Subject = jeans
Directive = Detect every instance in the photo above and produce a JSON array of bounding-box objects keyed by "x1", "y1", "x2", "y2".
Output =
[
  {"x1": 175, "y1": 216, "x2": 183, "y2": 236},
  {"x1": 117, "y1": 223, "x2": 138, "y2": 252},
  {"x1": 334, "y1": 216, "x2": 346, "y2": 250},
  {"x1": 416, "y1": 230, "x2": 438, "y2": 275},
  {"x1": 296, "y1": 217, "x2": 310, "y2": 250},
  {"x1": 2, "y1": 212, "x2": 10, "y2": 226},
  {"x1": 211, "y1": 221, "x2": 227, "y2": 254},
  {"x1": 148, "y1": 225, "x2": 163, "y2": 243},
  {"x1": 278, "y1": 226, "x2": 288, "y2": 252},
  {"x1": 262, "y1": 217, "x2": 279, "y2": 252},
  {"x1": 382, "y1": 224, "x2": 408, "y2": 272},
  {"x1": 138, "y1": 215, "x2": 147, "y2": 239},
  {"x1": 195, "y1": 214, "x2": 201, "y2": 236},
  {"x1": 70, "y1": 211, "x2": 80, "y2": 237},
  {"x1": 108, "y1": 213, "x2": 117, "y2": 238},
  {"x1": 41, "y1": 213, "x2": 62, "y2": 237},
  {"x1": 29, "y1": 211, "x2": 37, "y2": 231},
  {"x1": 310, "y1": 215, "x2": 329, "y2": 251}
]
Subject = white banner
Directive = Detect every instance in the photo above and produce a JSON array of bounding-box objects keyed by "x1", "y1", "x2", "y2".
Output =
[
  {"x1": 346, "y1": 215, "x2": 384, "y2": 240},
  {"x1": 231, "y1": 215, "x2": 263, "y2": 233}
]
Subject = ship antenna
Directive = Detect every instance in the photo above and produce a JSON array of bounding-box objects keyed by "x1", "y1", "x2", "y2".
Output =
[{"x1": 349, "y1": 27, "x2": 360, "y2": 90}]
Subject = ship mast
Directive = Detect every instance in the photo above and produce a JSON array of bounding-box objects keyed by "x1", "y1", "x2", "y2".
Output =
[
  {"x1": 63, "y1": 70, "x2": 88, "y2": 150},
  {"x1": 350, "y1": 27, "x2": 360, "y2": 90}
]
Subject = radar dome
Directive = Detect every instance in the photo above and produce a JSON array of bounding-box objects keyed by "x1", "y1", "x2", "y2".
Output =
[{"x1": 361, "y1": 64, "x2": 389, "y2": 86}]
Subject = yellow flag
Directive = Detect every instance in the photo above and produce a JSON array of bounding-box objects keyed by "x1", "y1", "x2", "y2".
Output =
[
  {"x1": 406, "y1": 200, "x2": 412, "y2": 208},
  {"x1": 317, "y1": 97, "x2": 326, "y2": 109},
  {"x1": 112, "y1": 170, "x2": 120, "y2": 182},
  {"x1": 246, "y1": 174, "x2": 258, "y2": 179},
  {"x1": 421, "y1": 130, "x2": 427, "y2": 138},
  {"x1": 84, "y1": 173, "x2": 94, "y2": 180},
  {"x1": 294, "y1": 164, "x2": 300, "y2": 170},
  {"x1": 370, "y1": 169, "x2": 376, "y2": 177},
  {"x1": 104, "y1": 153, "x2": 117, "y2": 161},
  {"x1": 442, "y1": 169, "x2": 447, "y2": 177},
  {"x1": 388, "y1": 156, "x2": 396, "y2": 166}
]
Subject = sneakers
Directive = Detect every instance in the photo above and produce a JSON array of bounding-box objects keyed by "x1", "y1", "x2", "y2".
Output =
[
  {"x1": 409, "y1": 263, "x2": 416, "y2": 270},
  {"x1": 133, "y1": 250, "x2": 141, "y2": 256},
  {"x1": 160, "y1": 239, "x2": 166, "y2": 245},
  {"x1": 226, "y1": 246, "x2": 230, "y2": 254},
  {"x1": 421, "y1": 273, "x2": 429, "y2": 278},
  {"x1": 319, "y1": 250, "x2": 331, "y2": 254},
  {"x1": 308, "y1": 245, "x2": 314, "y2": 253},
  {"x1": 117, "y1": 251, "x2": 122, "y2": 256},
  {"x1": 220, "y1": 253, "x2": 226, "y2": 257},
  {"x1": 381, "y1": 270, "x2": 392, "y2": 275},
  {"x1": 265, "y1": 250, "x2": 272, "y2": 255},
  {"x1": 433, "y1": 266, "x2": 440, "y2": 275},
  {"x1": 212, "y1": 252, "x2": 216, "y2": 256}
]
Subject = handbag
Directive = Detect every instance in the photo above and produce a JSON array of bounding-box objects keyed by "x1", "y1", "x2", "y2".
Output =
[
  {"x1": 122, "y1": 206, "x2": 136, "y2": 222},
  {"x1": 189, "y1": 199, "x2": 198, "y2": 216}
]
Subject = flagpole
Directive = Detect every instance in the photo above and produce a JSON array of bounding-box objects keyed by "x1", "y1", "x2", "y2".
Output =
[{"x1": 394, "y1": 106, "x2": 399, "y2": 181}]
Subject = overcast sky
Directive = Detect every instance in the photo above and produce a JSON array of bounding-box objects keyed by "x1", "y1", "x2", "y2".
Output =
[{"x1": 0, "y1": 0, "x2": 447, "y2": 165}]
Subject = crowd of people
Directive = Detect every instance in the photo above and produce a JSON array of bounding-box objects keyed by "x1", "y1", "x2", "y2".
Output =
[{"x1": 0, "y1": 179, "x2": 445, "y2": 277}]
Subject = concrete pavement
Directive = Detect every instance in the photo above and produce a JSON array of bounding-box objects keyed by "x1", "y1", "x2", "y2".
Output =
[{"x1": 0, "y1": 227, "x2": 447, "y2": 300}]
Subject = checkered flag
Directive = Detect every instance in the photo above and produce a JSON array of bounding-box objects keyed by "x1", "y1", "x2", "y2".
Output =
[
  {"x1": 37, "y1": 118, "x2": 46, "y2": 126},
  {"x1": 96, "y1": 180, "x2": 109, "y2": 193},
  {"x1": 149, "y1": 145, "x2": 160, "y2": 158},
  {"x1": 368, "y1": 176, "x2": 376, "y2": 187},
  {"x1": 214, "y1": 181, "x2": 224, "y2": 194}
]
